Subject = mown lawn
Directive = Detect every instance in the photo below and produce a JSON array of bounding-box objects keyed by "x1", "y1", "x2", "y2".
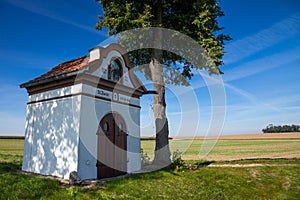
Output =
[
  {"x1": 0, "y1": 139, "x2": 300, "y2": 199},
  {"x1": 1, "y1": 154, "x2": 300, "y2": 199}
]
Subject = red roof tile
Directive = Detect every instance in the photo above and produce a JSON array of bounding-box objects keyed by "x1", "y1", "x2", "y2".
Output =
[
  {"x1": 32, "y1": 55, "x2": 90, "y2": 81},
  {"x1": 22, "y1": 46, "x2": 146, "y2": 93}
]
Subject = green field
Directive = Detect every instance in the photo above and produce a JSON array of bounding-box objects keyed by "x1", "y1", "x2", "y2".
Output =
[
  {"x1": 0, "y1": 138, "x2": 300, "y2": 199},
  {"x1": 0, "y1": 139, "x2": 24, "y2": 156},
  {"x1": 142, "y1": 138, "x2": 300, "y2": 161}
]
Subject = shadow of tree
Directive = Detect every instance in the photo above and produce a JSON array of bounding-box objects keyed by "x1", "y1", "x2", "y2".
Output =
[
  {"x1": 0, "y1": 161, "x2": 21, "y2": 174},
  {"x1": 0, "y1": 160, "x2": 64, "y2": 199},
  {"x1": 195, "y1": 161, "x2": 215, "y2": 168}
]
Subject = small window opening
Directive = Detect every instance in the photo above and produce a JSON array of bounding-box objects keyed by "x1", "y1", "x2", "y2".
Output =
[
  {"x1": 103, "y1": 122, "x2": 109, "y2": 132},
  {"x1": 108, "y1": 59, "x2": 121, "y2": 81}
]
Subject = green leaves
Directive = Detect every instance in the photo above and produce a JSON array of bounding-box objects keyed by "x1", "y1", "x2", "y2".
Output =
[
  {"x1": 95, "y1": 0, "x2": 231, "y2": 78},
  {"x1": 95, "y1": 1, "x2": 154, "y2": 35}
]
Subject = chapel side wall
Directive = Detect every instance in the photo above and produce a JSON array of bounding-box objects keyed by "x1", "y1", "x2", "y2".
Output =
[
  {"x1": 77, "y1": 93, "x2": 141, "y2": 180},
  {"x1": 22, "y1": 103, "x2": 35, "y2": 172},
  {"x1": 22, "y1": 95, "x2": 81, "y2": 179}
]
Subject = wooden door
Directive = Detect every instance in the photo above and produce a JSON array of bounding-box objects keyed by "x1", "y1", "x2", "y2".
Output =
[{"x1": 97, "y1": 113, "x2": 127, "y2": 179}]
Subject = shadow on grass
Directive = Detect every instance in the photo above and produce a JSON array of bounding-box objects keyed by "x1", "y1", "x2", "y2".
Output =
[
  {"x1": 195, "y1": 161, "x2": 215, "y2": 167},
  {"x1": 137, "y1": 160, "x2": 216, "y2": 177},
  {"x1": 0, "y1": 154, "x2": 68, "y2": 199},
  {"x1": 0, "y1": 154, "x2": 22, "y2": 175},
  {"x1": 0, "y1": 161, "x2": 21, "y2": 174},
  {"x1": 0, "y1": 161, "x2": 65, "y2": 199}
]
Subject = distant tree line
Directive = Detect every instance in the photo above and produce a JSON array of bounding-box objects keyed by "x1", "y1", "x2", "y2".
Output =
[{"x1": 262, "y1": 124, "x2": 300, "y2": 133}]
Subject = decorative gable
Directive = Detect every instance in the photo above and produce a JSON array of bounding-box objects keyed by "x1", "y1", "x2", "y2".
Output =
[
  {"x1": 20, "y1": 44, "x2": 146, "y2": 97},
  {"x1": 89, "y1": 45, "x2": 134, "y2": 88}
]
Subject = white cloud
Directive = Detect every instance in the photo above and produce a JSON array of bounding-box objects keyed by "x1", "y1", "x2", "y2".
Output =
[
  {"x1": 223, "y1": 46, "x2": 300, "y2": 82},
  {"x1": 224, "y1": 12, "x2": 300, "y2": 64},
  {"x1": 224, "y1": 83, "x2": 280, "y2": 111}
]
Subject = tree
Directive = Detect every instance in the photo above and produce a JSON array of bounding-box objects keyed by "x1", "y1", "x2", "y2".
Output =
[
  {"x1": 262, "y1": 124, "x2": 300, "y2": 133},
  {"x1": 95, "y1": 0, "x2": 231, "y2": 165}
]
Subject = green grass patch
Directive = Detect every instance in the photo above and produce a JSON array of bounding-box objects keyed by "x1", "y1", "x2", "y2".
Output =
[
  {"x1": 1, "y1": 154, "x2": 300, "y2": 199},
  {"x1": 1, "y1": 138, "x2": 300, "y2": 199},
  {"x1": 210, "y1": 158, "x2": 300, "y2": 165},
  {"x1": 142, "y1": 139, "x2": 300, "y2": 161},
  {"x1": 0, "y1": 139, "x2": 24, "y2": 156}
]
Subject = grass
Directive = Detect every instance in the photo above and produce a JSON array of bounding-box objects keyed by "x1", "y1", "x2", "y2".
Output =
[
  {"x1": 0, "y1": 139, "x2": 24, "y2": 156},
  {"x1": 1, "y1": 154, "x2": 300, "y2": 199},
  {"x1": 142, "y1": 139, "x2": 300, "y2": 161},
  {"x1": 214, "y1": 158, "x2": 300, "y2": 165},
  {"x1": 97, "y1": 166, "x2": 300, "y2": 199},
  {"x1": 0, "y1": 138, "x2": 300, "y2": 199}
]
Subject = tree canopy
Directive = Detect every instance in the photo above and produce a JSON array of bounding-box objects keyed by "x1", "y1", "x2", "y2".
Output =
[{"x1": 95, "y1": 0, "x2": 231, "y2": 77}]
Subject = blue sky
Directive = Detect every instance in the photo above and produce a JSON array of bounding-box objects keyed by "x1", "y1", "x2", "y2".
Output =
[{"x1": 0, "y1": 0, "x2": 299, "y2": 136}]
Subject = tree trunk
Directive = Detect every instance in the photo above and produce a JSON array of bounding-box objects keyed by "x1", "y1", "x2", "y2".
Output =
[
  {"x1": 148, "y1": 0, "x2": 171, "y2": 166},
  {"x1": 150, "y1": 49, "x2": 171, "y2": 166}
]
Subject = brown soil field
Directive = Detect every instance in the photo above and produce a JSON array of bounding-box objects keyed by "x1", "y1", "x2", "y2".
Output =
[{"x1": 174, "y1": 132, "x2": 300, "y2": 140}]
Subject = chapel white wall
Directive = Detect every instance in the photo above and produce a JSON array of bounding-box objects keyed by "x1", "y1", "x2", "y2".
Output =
[{"x1": 22, "y1": 95, "x2": 81, "y2": 179}]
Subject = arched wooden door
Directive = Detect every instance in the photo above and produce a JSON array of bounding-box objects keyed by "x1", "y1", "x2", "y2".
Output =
[{"x1": 97, "y1": 113, "x2": 127, "y2": 179}]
